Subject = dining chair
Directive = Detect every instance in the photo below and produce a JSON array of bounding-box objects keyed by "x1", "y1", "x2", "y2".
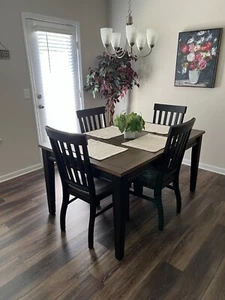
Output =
[
  {"x1": 131, "y1": 118, "x2": 195, "y2": 230},
  {"x1": 153, "y1": 103, "x2": 187, "y2": 126},
  {"x1": 45, "y1": 126, "x2": 113, "y2": 249},
  {"x1": 76, "y1": 106, "x2": 107, "y2": 133}
]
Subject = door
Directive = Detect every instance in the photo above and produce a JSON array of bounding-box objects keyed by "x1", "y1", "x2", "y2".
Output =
[{"x1": 22, "y1": 13, "x2": 84, "y2": 144}]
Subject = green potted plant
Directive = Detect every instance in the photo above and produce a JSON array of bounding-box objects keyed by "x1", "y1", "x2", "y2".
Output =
[
  {"x1": 114, "y1": 112, "x2": 145, "y2": 139},
  {"x1": 84, "y1": 50, "x2": 139, "y2": 126}
]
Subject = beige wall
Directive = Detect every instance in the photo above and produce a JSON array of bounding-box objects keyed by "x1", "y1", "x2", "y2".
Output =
[
  {"x1": 0, "y1": 0, "x2": 107, "y2": 179},
  {"x1": 110, "y1": 0, "x2": 225, "y2": 172}
]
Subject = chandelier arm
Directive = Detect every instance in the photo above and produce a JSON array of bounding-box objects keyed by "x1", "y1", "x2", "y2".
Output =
[
  {"x1": 114, "y1": 51, "x2": 127, "y2": 59},
  {"x1": 139, "y1": 47, "x2": 153, "y2": 58},
  {"x1": 104, "y1": 47, "x2": 118, "y2": 57},
  {"x1": 104, "y1": 47, "x2": 127, "y2": 58}
]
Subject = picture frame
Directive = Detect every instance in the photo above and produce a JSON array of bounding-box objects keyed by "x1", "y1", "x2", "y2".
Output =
[{"x1": 174, "y1": 28, "x2": 223, "y2": 88}]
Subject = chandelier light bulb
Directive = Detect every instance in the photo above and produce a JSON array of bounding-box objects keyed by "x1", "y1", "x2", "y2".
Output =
[
  {"x1": 111, "y1": 32, "x2": 122, "y2": 49},
  {"x1": 147, "y1": 29, "x2": 158, "y2": 48},
  {"x1": 136, "y1": 33, "x2": 146, "y2": 51},
  {"x1": 100, "y1": 28, "x2": 113, "y2": 47},
  {"x1": 126, "y1": 24, "x2": 137, "y2": 47}
]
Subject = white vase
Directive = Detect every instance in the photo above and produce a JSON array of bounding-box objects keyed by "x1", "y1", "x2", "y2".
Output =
[
  {"x1": 188, "y1": 69, "x2": 200, "y2": 84},
  {"x1": 124, "y1": 131, "x2": 136, "y2": 139}
]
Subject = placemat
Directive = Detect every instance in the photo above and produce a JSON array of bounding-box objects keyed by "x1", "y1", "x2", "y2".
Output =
[
  {"x1": 88, "y1": 139, "x2": 127, "y2": 160},
  {"x1": 122, "y1": 133, "x2": 167, "y2": 153},
  {"x1": 144, "y1": 122, "x2": 170, "y2": 135},
  {"x1": 87, "y1": 126, "x2": 122, "y2": 139}
]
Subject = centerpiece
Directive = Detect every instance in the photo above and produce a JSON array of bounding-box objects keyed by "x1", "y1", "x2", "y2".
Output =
[{"x1": 114, "y1": 112, "x2": 145, "y2": 139}]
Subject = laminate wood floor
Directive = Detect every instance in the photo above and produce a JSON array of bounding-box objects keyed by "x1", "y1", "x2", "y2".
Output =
[{"x1": 0, "y1": 165, "x2": 225, "y2": 300}]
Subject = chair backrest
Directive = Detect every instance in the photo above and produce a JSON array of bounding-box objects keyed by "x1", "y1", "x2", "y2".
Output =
[
  {"x1": 153, "y1": 103, "x2": 187, "y2": 126},
  {"x1": 76, "y1": 106, "x2": 107, "y2": 133},
  {"x1": 163, "y1": 118, "x2": 195, "y2": 173},
  {"x1": 45, "y1": 126, "x2": 95, "y2": 196}
]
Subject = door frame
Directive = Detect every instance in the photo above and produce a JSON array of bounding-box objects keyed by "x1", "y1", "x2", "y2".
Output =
[{"x1": 21, "y1": 12, "x2": 84, "y2": 143}]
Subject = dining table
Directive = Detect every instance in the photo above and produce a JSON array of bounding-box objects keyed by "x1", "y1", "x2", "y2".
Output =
[{"x1": 39, "y1": 128, "x2": 205, "y2": 260}]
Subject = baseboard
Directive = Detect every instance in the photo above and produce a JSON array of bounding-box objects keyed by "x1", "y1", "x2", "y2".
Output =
[
  {"x1": 1, "y1": 160, "x2": 224, "y2": 184},
  {"x1": 182, "y1": 159, "x2": 225, "y2": 175},
  {"x1": 0, "y1": 164, "x2": 43, "y2": 183}
]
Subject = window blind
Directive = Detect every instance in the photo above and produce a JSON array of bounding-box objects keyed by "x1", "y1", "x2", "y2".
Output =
[{"x1": 36, "y1": 30, "x2": 80, "y2": 132}]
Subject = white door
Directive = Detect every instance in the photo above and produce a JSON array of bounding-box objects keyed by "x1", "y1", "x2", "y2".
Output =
[{"x1": 22, "y1": 13, "x2": 84, "y2": 144}]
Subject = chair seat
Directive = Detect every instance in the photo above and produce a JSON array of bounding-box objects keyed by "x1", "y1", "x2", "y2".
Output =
[
  {"x1": 136, "y1": 167, "x2": 160, "y2": 188},
  {"x1": 94, "y1": 177, "x2": 113, "y2": 199},
  {"x1": 135, "y1": 165, "x2": 177, "y2": 190}
]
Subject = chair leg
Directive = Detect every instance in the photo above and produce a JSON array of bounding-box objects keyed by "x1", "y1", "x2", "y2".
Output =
[
  {"x1": 60, "y1": 190, "x2": 69, "y2": 232},
  {"x1": 174, "y1": 177, "x2": 182, "y2": 213},
  {"x1": 88, "y1": 204, "x2": 96, "y2": 249},
  {"x1": 133, "y1": 181, "x2": 143, "y2": 197},
  {"x1": 154, "y1": 189, "x2": 164, "y2": 230}
]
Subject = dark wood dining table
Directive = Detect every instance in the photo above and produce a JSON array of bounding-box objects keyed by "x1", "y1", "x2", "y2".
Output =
[{"x1": 39, "y1": 129, "x2": 205, "y2": 260}]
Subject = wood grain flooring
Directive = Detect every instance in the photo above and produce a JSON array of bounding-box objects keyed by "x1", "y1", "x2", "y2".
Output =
[{"x1": 0, "y1": 165, "x2": 225, "y2": 299}]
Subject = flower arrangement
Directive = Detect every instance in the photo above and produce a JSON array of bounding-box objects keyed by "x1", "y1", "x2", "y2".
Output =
[
  {"x1": 180, "y1": 31, "x2": 218, "y2": 75},
  {"x1": 84, "y1": 50, "x2": 139, "y2": 125}
]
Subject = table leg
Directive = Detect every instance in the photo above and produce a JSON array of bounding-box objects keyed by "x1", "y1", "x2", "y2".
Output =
[
  {"x1": 112, "y1": 176, "x2": 128, "y2": 260},
  {"x1": 42, "y1": 149, "x2": 56, "y2": 216},
  {"x1": 190, "y1": 135, "x2": 202, "y2": 192}
]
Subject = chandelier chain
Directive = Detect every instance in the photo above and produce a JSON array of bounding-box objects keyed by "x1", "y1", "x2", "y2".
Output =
[{"x1": 128, "y1": 0, "x2": 132, "y2": 15}]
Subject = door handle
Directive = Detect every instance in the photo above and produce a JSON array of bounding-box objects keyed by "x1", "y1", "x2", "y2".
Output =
[
  {"x1": 38, "y1": 105, "x2": 45, "y2": 109},
  {"x1": 37, "y1": 94, "x2": 42, "y2": 99}
]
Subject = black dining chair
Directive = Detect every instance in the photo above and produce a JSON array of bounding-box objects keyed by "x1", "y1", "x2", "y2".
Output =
[
  {"x1": 131, "y1": 118, "x2": 195, "y2": 230},
  {"x1": 153, "y1": 103, "x2": 187, "y2": 126},
  {"x1": 76, "y1": 106, "x2": 107, "y2": 133},
  {"x1": 45, "y1": 126, "x2": 113, "y2": 249}
]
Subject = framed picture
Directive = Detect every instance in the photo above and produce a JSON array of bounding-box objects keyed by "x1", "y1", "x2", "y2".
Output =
[{"x1": 174, "y1": 28, "x2": 223, "y2": 88}]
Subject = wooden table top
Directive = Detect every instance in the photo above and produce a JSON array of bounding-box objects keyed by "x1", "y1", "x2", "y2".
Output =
[{"x1": 39, "y1": 129, "x2": 205, "y2": 178}]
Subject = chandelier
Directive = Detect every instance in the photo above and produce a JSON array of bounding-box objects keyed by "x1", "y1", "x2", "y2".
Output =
[{"x1": 100, "y1": 0, "x2": 158, "y2": 58}]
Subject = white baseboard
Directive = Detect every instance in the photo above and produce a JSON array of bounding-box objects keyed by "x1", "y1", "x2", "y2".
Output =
[
  {"x1": 0, "y1": 164, "x2": 43, "y2": 183},
  {"x1": 183, "y1": 159, "x2": 225, "y2": 175},
  {"x1": 0, "y1": 160, "x2": 224, "y2": 184}
]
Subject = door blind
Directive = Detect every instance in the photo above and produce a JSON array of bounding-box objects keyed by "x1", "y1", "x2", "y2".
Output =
[{"x1": 36, "y1": 30, "x2": 80, "y2": 132}]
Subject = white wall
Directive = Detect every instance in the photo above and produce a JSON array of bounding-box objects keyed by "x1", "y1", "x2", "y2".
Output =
[
  {"x1": 0, "y1": 0, "x2": 108, "y2": 180},
  {"x1": 110, "y1": 0, "x2": 225, "y2": 172}
]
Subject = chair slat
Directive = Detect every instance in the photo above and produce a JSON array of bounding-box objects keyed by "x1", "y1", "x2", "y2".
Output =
[
  {"x1": 92, "y1": 115, "x2": 97, "y2": 130},
  {"x1": 174, "y1": 113, "x2": 179, "y2": 125},
  {"x1": 59, "y1": 141, "x2": 74, "y2": 182},
  {"x1": 67, "y1": 143, "x2": 81, "y2": 184},
  {"x1": 163, "y1": 111, "x2": 168, "y2": 125},
  {"x1": 87, "y1": 116, "x2": 93, "y2": 131},
  {"x1": 83, "y1": 117, "x2": 89, "y2": 133}
]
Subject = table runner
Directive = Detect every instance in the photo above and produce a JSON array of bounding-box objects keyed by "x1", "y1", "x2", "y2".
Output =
[
  {"x1": 88, "y1": 139, "x2": 127, "y2": 160},
  {"x1": 144, "y1": 122, "x2": 170, "y2": 135},
  {"x1": 87, "y1": 126, "x2": 122, "y2": 139},
  {"x1": 122, "y1": 133, "x2": 167, "y2": 153}
]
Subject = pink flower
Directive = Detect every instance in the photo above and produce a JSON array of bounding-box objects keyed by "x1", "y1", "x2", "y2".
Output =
[
  {"x1": 181, "y1": 43, "x2": 189, "y2": 54},
  {"x1": 195, "y1": 53, "x2": 202, "y2": 61},
  {"x1": 188, "y1": 43, "x2": 195, "y2": 52},
  {"x1": 198, "y1": 60, "x2": 207, "y2": 70},
  {"x1": 189, "y1": 62, "x2": 197, "y2": 71}
]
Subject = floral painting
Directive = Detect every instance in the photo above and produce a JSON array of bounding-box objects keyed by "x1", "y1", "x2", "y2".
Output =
[{"x1": 174, "y1": 28, "x2": 222, "y2": 88}]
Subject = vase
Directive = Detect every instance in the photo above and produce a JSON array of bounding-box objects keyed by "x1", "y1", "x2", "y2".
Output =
[
  {"x1": 188, "y1": 69, "x2": 200, "y2": 85},
  {"x1": 124, "y1": 131, "x2": 136, "y2": 139}
]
